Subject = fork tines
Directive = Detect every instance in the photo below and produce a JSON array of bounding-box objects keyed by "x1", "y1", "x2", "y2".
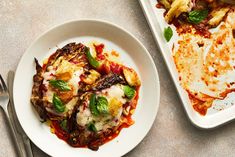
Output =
[{"x1": 0, "y1": 75, "x2": 7, "y2": 92}]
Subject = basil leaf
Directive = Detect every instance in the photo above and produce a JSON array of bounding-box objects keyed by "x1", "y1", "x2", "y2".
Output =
[
  {"x1": 60, "y1": 120, "x2": 68, "y2": 131},
  {"x1": 85, "y1": 47, "x2": 100, "y2": 68},
  {"x1": 123, "y1": 85, "x2": 135, "y2": 99},
  {"x1": 89, "y1": 94, "x2": 99, "y2": 116},
  {"x1": 188, "y1": 10, "x2": 208, "y2": 24},
  {"x1": 164, "y1": 26, "x2": 173, "y2": 42},
  {"x1": 87, "y1": 122, "x2": 97, "y2": 132},
  {"x1": 52, "y1": 94, "x2": 65, "y2": 113},
  {"x1": 96, "y1": 96, "x2": 108, "y2": 114},
  {"x1": 49, "y1": 80, "x2": 71, "y2": 91}
]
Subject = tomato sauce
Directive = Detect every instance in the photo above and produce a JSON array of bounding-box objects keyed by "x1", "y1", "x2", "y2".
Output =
[
  {"x1": 193, "y1": 104, "x2": 207, "y2": 116},
  {"x1": 40, "y1": 42, "x2": 141, "y2": 149},
  {"x1": 110, "y1": 62, "x2": 123, "y2": 74},
  {"x1": 94, "y1": 43, "x2": 105, "y2": 60},
  {"x1": 50, "y1": 86, "x2": 140, "y2": 148},
  {"x1": 155, "y1": 2, "x2": 164, "y2": 9}
]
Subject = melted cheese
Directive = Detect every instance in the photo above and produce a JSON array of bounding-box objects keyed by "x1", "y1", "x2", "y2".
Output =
[
  {"x1": 42, "y1": 62, "x2": 83, "y2": 116},
  {"x1": 101, "y1": 85, "x2": 126, "y2": 104},
  {"x1": 68, "y1": 69, "x2": 83, "y2": 95},
  {"x1": 42, "y1": 67, "x2": 56, "y2": 103},
  {"x1": 76, "y1": 104, "x2": 93, "y2": 126},
  {"x1": 66, "y1": 97, "x2": 78, "y2": 115},
  {"x1": 76, "y1": 85, "x2": 127, "y2": 132},
  {"x1": 173, "y1": 11, "x2": 235, "y2": 100}
]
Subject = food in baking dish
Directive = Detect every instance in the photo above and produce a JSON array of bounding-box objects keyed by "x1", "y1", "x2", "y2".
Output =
[
  {"x1": 30, "y1": 42, "x2": 141, "y2": 150},
  {"x1": 157, "y1": 0, "x2": 235, "y2": 115}
]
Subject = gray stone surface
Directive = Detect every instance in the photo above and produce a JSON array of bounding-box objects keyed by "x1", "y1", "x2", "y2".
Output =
[{"x1": 0, "y1": 0, "x2": 235, "y2": 157}]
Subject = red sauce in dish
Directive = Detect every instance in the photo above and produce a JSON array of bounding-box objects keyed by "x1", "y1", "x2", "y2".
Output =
[
  {"x1": 110, "y1": 62, "x2": 123, "y2": 74},
  {"x1": 156, "y1": 3, "x2": 164, "y2": 9},
  {"x1": 38, "y1": 42, "x2": 141, "y2": 150},
  {"x1": 156, "y1": 0, "x2": 234, "y2": 116},
  {"x1": 50, "y1": 86, "x2": 140, "y2": 148},
  {"x1": 188, "y1": 94, "x2": 208, "y2": 116},
  {"x1": 94, "y1": 44, "x2": 105, "y2": 60},
  {"x1": 193, "y1": 104, "x2": 207, "y2": 116}
]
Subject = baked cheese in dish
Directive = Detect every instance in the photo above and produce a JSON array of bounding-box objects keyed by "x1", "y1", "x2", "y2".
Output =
[
  {"x1": 31, "y1": 42, "x2": 141, "y2": 150},
  {"x1": 157, "y1": 0, "x2": 235, "y2": 115}
]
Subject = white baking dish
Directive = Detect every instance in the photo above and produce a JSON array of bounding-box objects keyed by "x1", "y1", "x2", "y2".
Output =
[{"x1": 139, "y1": 0, "x2": 235, "y2": 129}]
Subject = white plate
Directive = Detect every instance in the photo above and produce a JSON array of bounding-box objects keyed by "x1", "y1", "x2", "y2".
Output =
[
  {"x1": 13, "y1": 20, "x2": 160, "y2": 157},
  {"x1": 139, "y1": 0, "x2": 235, "y2": 129}
]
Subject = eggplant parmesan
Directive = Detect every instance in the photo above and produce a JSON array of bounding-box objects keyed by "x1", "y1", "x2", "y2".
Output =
[
  {"x1": 157, "y1": 0, "x2": 235, "y2": 115},
  {"x1": 31, "y1": 42, "x2": 141, "y2": 150}
]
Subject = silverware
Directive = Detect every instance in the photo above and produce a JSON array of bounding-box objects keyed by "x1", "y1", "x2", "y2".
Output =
[
  {"x1": 0, "y1": 74, "x2": 24, "y2": 157},
  {"x1": 7, "y1": 71, "x2": 34, "y2": 157}
]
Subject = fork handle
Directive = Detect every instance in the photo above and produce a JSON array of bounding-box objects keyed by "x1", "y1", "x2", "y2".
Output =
[
  {"x1": 23, "y1": 135, "x2": 34, "y2": 157},
  {"x1": 3, "y1": 107, "x2": 24, "y2": 157}
]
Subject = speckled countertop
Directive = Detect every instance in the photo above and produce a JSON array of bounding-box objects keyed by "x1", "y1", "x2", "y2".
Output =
[{"x1": 1, "y1": 0, "x2": 235, "y2": 157}]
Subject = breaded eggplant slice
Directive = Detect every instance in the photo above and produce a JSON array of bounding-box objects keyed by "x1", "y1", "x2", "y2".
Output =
[
  {"x1": 30, "y1": 58, "x2": 48, "y2": 121},
  {"x1": 78, "y1": 73, "x2": 126, "y2": 92}
]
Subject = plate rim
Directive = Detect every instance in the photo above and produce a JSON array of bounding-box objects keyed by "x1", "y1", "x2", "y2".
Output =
[{"x1": 13, "y1": 19, "x2": 160, "y2": 156}]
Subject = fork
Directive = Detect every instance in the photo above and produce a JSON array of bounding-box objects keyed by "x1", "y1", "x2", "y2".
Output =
[{"x1": 0, "y1": 75, "x2": 24, "y2": 157}]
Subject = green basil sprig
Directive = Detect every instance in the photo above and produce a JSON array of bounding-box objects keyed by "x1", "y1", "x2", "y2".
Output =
[
  {"x1": 164, "y1": 26, "x2": 173, "y2": 42},
  {"x1": 85, "y1": 47, "x2": 100, "y2": 68},
  {"x1": 60, "y1": 119, "x2": 68, "y2": 131},
  {"x1": 188, "y1": 10, "x2": 208, "y2": 24},
  {"x1": 87, "y1": 122, "x2": 97, "y2": 132},
  {"x1": 89, "y1": 94, "x2": 109, "y2": 116},
  {"x1": 89, "y1": 93, "x2": 99, "y2": 116},
  {"x1": 96, "y1": 96, "x2": 109, "y2": 114},
  {"x1": 49, "y1": 80, "x2": 71, "y2": 91},
  {"x1": 123, "y1": 85, "x2": 136, "y2": 99},
  {"x1": 52, "y1": 94, "x2": 65, "y2": 113}
]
